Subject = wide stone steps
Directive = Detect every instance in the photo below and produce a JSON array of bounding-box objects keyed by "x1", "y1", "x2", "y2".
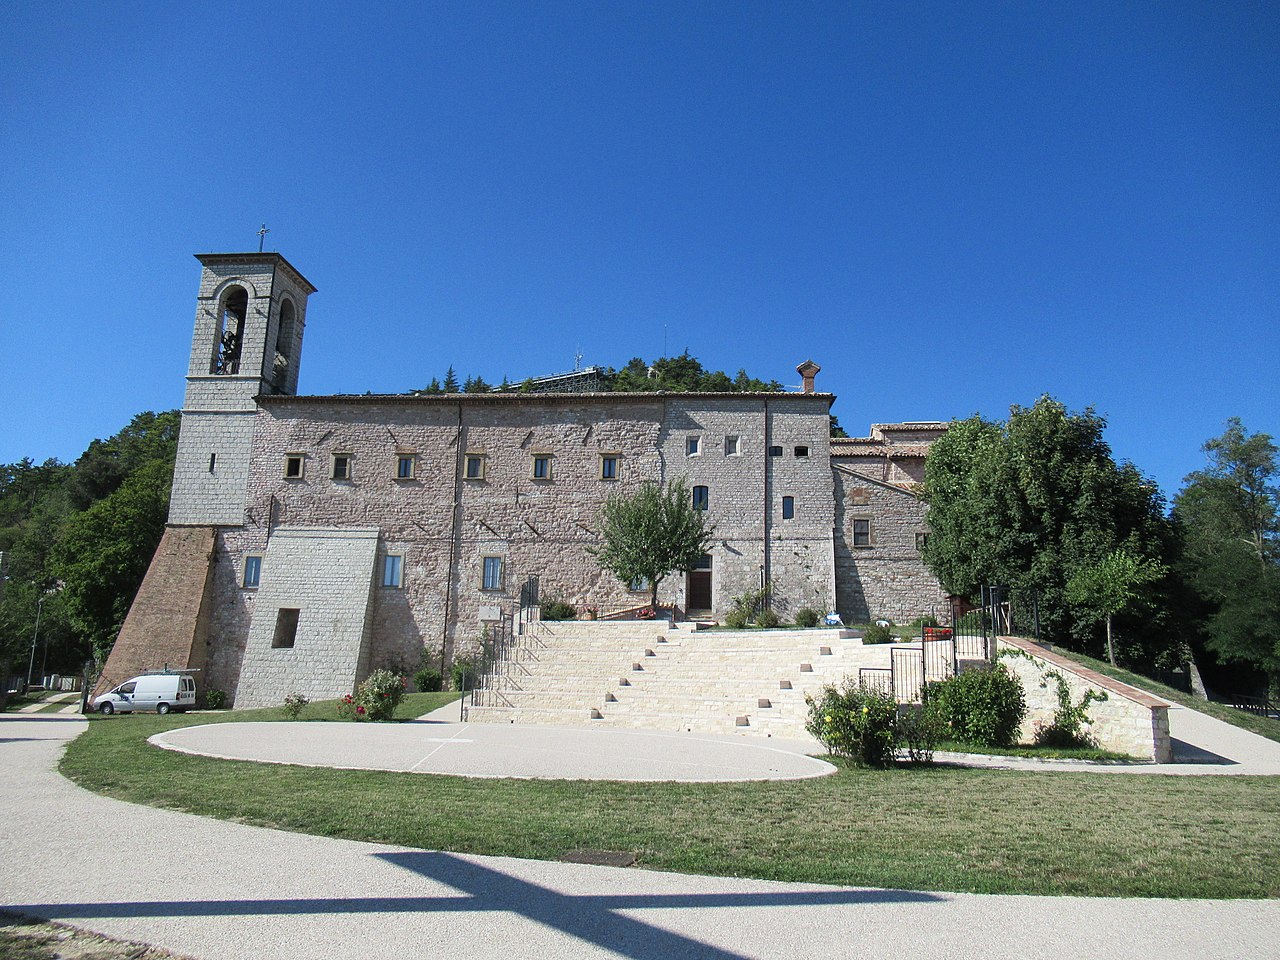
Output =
[{"x1": 466, "y1": 622, "x2": 907, "y2": 739}]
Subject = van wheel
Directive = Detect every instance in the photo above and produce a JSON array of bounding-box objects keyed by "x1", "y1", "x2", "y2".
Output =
[
  {"x1": 99, "y1": 702, "x2": 114, "y2": 715},
  {"x1": 157, "y1": 703, "x2": 171, "y2": 715}
]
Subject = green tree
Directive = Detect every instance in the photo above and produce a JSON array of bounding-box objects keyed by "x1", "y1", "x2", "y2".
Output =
[
  {"x1": 1066, "y1": 549, "x2": 1166, "y2": 666},
  {"x1": 50, "y1": 459, "x2": 173, "y2": 661},
  {"x1": 1174, "y1": 419, "x2": 1280, "y2": 696},
  {"x1": 922, "y1": 396, "x2": 1174, "y2": 654},
  {"x1": 442, "y1": 366, "x2": 460, "y2": 393},
  {"x1": 66, "y1": 410, "x2": 179, "y2": 509},
  {"x1": 592, "y1": 478, "x2": 715, "y2": 610}
]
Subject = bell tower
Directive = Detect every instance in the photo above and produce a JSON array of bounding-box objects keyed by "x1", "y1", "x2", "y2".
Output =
[{"x1": 169, "y1": 252, "x2": 317, "y2": 526}]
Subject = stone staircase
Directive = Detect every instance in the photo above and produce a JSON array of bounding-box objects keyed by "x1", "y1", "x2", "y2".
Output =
[{"x1": 466, "y1": 619, "x2": 897, "y2": 738}]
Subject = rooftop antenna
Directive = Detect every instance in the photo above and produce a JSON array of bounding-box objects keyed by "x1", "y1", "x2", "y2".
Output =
[
  {"x1": 257, "y1": 223, "x2": 270, "y2": 252},
  {"x1": 663, "y1": 323, "x2": 668, "y2": 359},
  {"x1": 574, "y1": 346, "x2": 583, "y2": 372}
]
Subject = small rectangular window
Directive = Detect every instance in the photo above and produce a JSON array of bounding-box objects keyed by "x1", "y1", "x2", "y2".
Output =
[
  {"x1": 782, "y1": 496, "x2": 794, "y2": 520},
  {"x1": 692, "y1": 485, "x2": 709, "y2": 511},
  {"x1": 482, "y1": 556, "x2": 504, "y2": 591},
  {"x1": 853, "y1": 518, "x2": 872, "y2": 547},
  {"x1": 725, "y1": 436, "x2": 740, "y2": 456},
  {"x1": 332, "y1": 454, "x2": 352, "y2": 481},
  {"x1": 915, "y1": 532, "x2": 929, "y2": 551},
  {"x1": 686, "y1": 436, "x2": 700, "y2": 456},
  {"x1": 396, "y1": 455, "x2": 415, "y2": 480},
  {"x1": 794, "y1": 445, "x2": 809, "y2": 458},
  {"x1": 769, "y1": 445, "x2": 783, "y2": 457},
  {"x1": 464, "y1": 454, "x2": 485, "y2": 480},
  {"x1": 628, "y1": 575, "x2": 650, "y2": 593},
  {"x1": 600, "y1": 455, "x2": 618, "y2": 480},
  {"x1": 383, "y1": 554, "x2": 403, "y2": 588},
  {"x1": 272, "y1": 608, "x2": 300, "y2": 648},
  {"x1": 694, "y1": 554, "x2": 713, "y2": 570},
  {"x1": 242, "y1": 555, "x2": 262, "y2": 588},
  {"x1": 284, "y1": 454, "x2": 304, "y2": 479},
  {"x1": 531, "y1": 454, "x2": 552, "y2": 480}
]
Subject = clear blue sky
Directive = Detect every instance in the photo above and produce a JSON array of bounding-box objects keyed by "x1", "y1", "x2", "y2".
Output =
[{"x1": 1, "y1": 1, "x2": 1275, "y2": 502}]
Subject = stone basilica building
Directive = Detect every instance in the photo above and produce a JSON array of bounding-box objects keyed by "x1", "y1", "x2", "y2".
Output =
[{"x1": 99, "y1": 251, "x2": 948, "y2": 707}]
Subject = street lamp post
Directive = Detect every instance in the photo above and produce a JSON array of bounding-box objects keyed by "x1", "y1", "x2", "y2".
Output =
[{"x1": 26, "y1": 594, "x2": 45, "y2": 690}]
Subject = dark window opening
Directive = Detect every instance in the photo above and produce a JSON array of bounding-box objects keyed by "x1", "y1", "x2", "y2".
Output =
[
  {"x1": 213, "y1": 287, "x2": 247, "y2": 375},
  {"x1": 915, "y1": 532, "x2": 929, "y2": 551},
  {"x1": 332, "y1": 455, "x2": 351, "y2": 481},
  {"x1": 768, "y1": 445, "x2": 783, "y2": 457},
  {"x1": 782, "y1": 496, "x2": 794, "y2": 520},
  {"x1": 532, "y1": 455, "x2": 551, "y2": 480},
  {"x1": 272, "y1": 608, "x2": 300, "y2": 648},
  {"x1": 794, "y1": 445, "x2": 809, "y2": 458},
  {"x1": 272, "y1": 299, "x2": 295, "y2": 392},
  {"x1": 853, "y1": 519, "x2": 872, "y2": 547},
  {"x1": 208, "y1": 453, "x2": 216, "y2": 473},
  {"x1": 601, "y1": 455, "x2": 618, "y2": 480},
  {"x1": 692, "y1": 485, "x2": 709, "y2": 511},
  {"x1": 465, "y1": 455, "x2": 485, "y2": 479},
  {"x1": 284, "y1": 455, "x2": 303, "y2": 479},
  {"x1": 397, "y1": 455, "x2": 415, "y2": 479}
]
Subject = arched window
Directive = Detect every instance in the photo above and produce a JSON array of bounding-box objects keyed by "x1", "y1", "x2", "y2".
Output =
[
  {"x1": 272, "y1": 299, "x2": 295, "y2": 391},
  {"x1": 213, "y1": 286, "x2": 248, "y2": 374}
]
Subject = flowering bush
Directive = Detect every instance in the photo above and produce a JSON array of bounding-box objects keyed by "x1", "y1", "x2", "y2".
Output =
[
  {"x1": 282, "y1": 692, "x2": 309, "y2": 720},
  {"x1": 337, "y1": 693, "x2": 359, "y2": 721},
  {"x1": 355, "y1": 669, "x2": 408, "y2": 721},
  {"x1": 636, "y1": 606, "x2": 656, "y2": 620},
  {"x1": 805, "y1": 681, "x2": 898, "y2": 768}
]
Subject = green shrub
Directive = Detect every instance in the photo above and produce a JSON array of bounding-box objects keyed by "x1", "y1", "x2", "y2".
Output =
[
  {"x1": 805, "y1": 681, "x2": 898, "y2": 768},
  {"x1": 355, "y1": 669, "x2": 407, "y2": 721},
  {"x1": 896, "y1": 701, "x2": 945, "y2": 765},
  {"x1": 282, "y1": 692, "x2": 309, "y2": 720},
  {"x1": 794, "y1": 607, "x2": 820, "y2": 628},
  {"x1": 928, "y1": 665, "x2": 1026, "y2": 748},
  {"x1": 450, "y1": 653, "x2": 484, "y2": 691},
  {"x1": 204, "y1": 689, "x2": 226, "y2": 710},
  {"x1": 863, "y1": 621, "x2": 895, "y2": 644},
  {"x1": 723, "y1": 608, "x2": 749, "y2": 629},
  {"x1": 908, "y1": 615, "x2": 940, "y2": 632},
  {"x1": 412, "y1": 664, "x2": 443, "y2": 693},
  {"x1": 756, "y1": 608, "x2": 781, "y2": 629},
  {"x1": 540, "y1": 598, "x2": 577, "y2": 621},
  {"x1": 1032, "y1": 670, "x2": 1108, "y2": 748}
]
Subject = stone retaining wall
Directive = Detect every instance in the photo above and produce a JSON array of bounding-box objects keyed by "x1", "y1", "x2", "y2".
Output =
[{"x1": 997, "y1": 636, "x2": 1172, "y2": 762}]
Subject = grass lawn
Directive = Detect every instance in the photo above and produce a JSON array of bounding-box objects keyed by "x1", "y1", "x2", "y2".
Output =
[{"x1": 59, "y1": 692, "x2": 1280, "y2": 900}]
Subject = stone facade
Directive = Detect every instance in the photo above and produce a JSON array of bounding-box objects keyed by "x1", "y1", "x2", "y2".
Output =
[
  {"x1": 102, "y1": 251, "x2": 951, "y2": 708},
  {"x1": 997, "y1": 637, "x2": 1172, "y2": 762},
  {"x1": 831, "y1": 466, "x2": 948, "y2": 623}
]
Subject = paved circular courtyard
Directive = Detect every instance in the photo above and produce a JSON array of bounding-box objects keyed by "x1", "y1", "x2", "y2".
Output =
[{"x1": 149, "y1": 719, "x2": 836, "y2": 782}]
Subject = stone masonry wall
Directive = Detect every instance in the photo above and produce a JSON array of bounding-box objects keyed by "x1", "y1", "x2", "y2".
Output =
[
  {"x1": 93, "y1": 526, "x2": 215, "y2": 699},
  {"x1": 201, "y1": 393, "x2": 836, "y2": 696},
  {"x1": 997, "y1": 636, "x2": 1172, "y2": 762},
  {"x1": 233, "y1": 527, "x2": 379, "y2": 708},
  {"x1": 832, "y1": 466, "x2": 948, "y2": 623}
]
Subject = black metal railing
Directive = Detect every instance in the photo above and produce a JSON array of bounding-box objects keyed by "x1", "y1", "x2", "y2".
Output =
[{"x1": 1229, "y1": 695, "x2": 1278, "y2": 719}]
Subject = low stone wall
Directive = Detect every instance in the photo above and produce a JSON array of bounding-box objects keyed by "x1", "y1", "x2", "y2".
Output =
[{"x1": 996, "y1": 637, "x2": 1171, "y2": 762}]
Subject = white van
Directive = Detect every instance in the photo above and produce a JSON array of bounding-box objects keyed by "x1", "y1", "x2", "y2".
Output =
[{"x1": 94, "y1": 673, "x2": 197, "y2": 715}]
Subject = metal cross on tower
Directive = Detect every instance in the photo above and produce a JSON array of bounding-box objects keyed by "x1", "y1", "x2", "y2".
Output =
[{"x1": 257, "y1": 224, "x2": 270, "y2": 252}]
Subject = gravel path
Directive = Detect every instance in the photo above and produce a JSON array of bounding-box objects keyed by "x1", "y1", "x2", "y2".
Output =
[{"x1": 2, "y1": 714, "x2": 1278, "y2": 959}]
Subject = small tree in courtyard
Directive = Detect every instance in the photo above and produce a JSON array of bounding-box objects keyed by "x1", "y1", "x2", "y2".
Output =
[
  {"x1": 1066, "y1": 548, "x2": 1166, "y2": 667},
  {"x1": 592, "y1": 478, "x2": 714, "y2": 611}
]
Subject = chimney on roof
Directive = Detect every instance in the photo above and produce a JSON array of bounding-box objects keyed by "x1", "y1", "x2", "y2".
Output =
[{"x1": 796, "y1": 359, "x2": 821, "y2": 394}]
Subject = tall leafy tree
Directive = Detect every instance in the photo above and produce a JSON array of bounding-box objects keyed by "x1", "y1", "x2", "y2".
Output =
[
  {"x1": 1174, "y1": 419, "x2": 1280, "y2": 696},
  {"x1": 1066, "y1": 549, "x2": 1167, "y2": 666},
  {"x1": 50, "y1": 459, "x2": 174, "y2": 661},
  {"x1": 592, "y1": 478, "x2": 714, "y2": 610},
  {"x1": 922, "y1": 396, "x2": 1174, "y2": 654}
]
